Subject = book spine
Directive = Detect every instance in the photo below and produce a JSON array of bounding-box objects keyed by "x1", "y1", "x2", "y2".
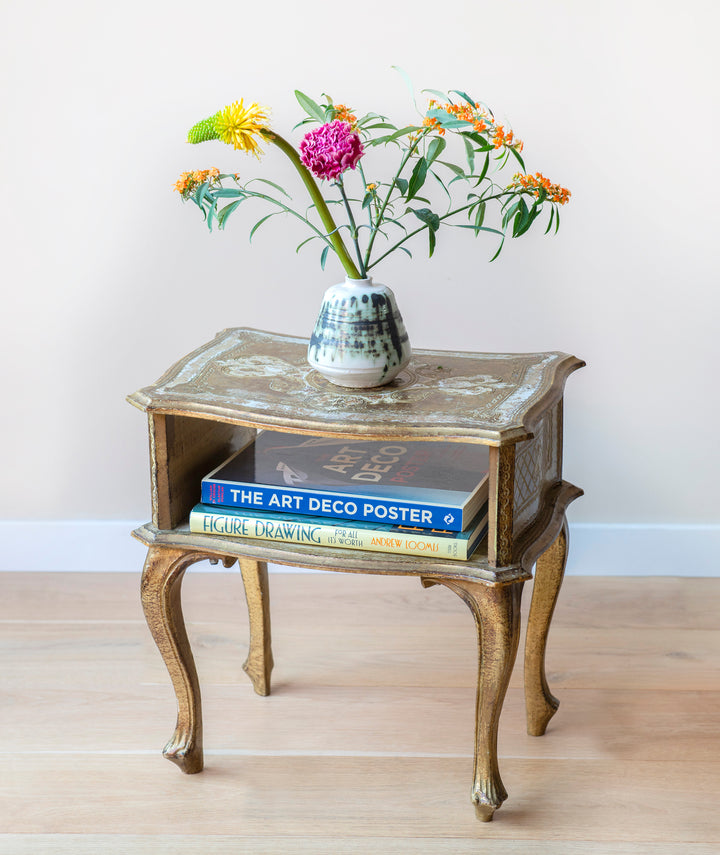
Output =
[
  {"x1": 190, "y1": 509, "x2": 475, "y2": 560},
  {"x1": 201, "y1": 481, "x2": 464, "y2": 531}
]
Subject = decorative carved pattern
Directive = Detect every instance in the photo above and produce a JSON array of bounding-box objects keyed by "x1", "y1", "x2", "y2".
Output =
[
  {"x1": 131, "y1": 330, "x2": 585, "y2": 822},
  {"x1": 489, "y1": 445, "x2": 515, "y2": 567},
  {"x1": 128, "y1": 327, "x2": 584, "y2": 444},
  {"x1": 512, "y1": 402, "x2": 562, "y2": 537}
]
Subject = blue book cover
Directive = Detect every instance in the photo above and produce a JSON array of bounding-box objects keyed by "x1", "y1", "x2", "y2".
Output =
[{"x1": 201, "y1": 431, "x2": 489, "y2": 531}]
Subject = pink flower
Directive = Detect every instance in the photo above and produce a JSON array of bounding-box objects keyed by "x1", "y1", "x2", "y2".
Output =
[{"x1": 299, "y1": 120, "x2": 364, "y2": 181}]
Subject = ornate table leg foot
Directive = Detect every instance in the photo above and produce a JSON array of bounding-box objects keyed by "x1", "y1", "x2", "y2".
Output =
[
  {"x1": 427, "y1": 577, "x2": 523, "y2": 820},
  {"x1": 525, "y1": 518, "x2": 568, "y2": 736},
  {"x1": 141, "y1": 546, "x2": 207, "y2": 774},
  {"x1": 239, "y1": 559, "x2": 274, "y2": 696}
]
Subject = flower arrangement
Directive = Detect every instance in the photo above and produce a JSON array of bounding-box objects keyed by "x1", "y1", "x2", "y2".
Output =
[{"x1": 176, "y1": 79, "x2": 570, "y2": 281}]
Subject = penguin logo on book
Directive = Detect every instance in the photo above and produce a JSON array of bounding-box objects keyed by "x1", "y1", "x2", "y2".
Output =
[
  {"x1": 276, "y1": 462, "x2": 308, "y2": 485},
  {"x1": 444, "y1": 513, "x2": 455, "y2": 526}
]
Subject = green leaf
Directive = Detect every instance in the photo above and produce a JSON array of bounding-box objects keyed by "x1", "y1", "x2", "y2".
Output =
[
  {"x1": 392, "y1": 65, "x2": 418, "y2": 111},
  {"x1": 509, "y1": 145, "x2": 526, "y2": 172},
  {"x1": 195, "y1": 180, "x2": 211, "y2": 209},
  {"x1": 249, "y1": 178, "x2": 291, "y2": 198},
  {"x1": 422, "y1": 88, "x2": 449, "y2": 101},
  {"x1": 383, "y1": 216, "x2": 408, "y2": 233},
  {"x1": 463, "y1": 136, "x2": 475, "y2": 173},
  {"x1": 475, "y1": 201, "x2": 486, "y2": 232},
  {"x1": 217, "y1": 199, "x2": 243, "y2": 229},
  {"x1": 206, "y1": 202, "x2": 217, "y2": 231},
  {"x1": 453, "y1": 224, "x2": 504, "y2": 240},
  {"x1": 460, "y1": 131, "x2": 494, "y2": 151},
  {"x1": 426, "y1": 109, "x2": 471, "y2": 129},
  {"x1": 398, "y1": 246, "x2": 413, "y2": 259},
  {"x1": 211, "y1": 188, "x2": 245, "y2": 198},
  {"x1": 449, "y1": 89, "x2": 477, "y2": 107},
  {"x1": 555, "y1": 205, "x2": 561, "y2": 234},
  {"x1": 294, "y1": 90, "x2": 326, "y2": 122},
  {"x1": 362, "y1": 122, "x2": 398, "y2": 131},
  {"x1": 320, "y1": 245, "x2": 329, "y2": 270},
  {"x1": 291, "y1": 117, "x2": 318, "y2": 130},
  {"x1": 429, "y1": 170, "x2": 451, "y2": 203},
  {"x1": 502, "y1": 200, "x2": 520, "y2": 231},
  {"x1": 249, "y1": 213, "x2": 276, "y2": 242},
  {"x1": 426, "y1": 136, "x2": 446, "y2": 166},
  {"x1": 366, "y1": 125, "x2": 422, "y2": 146},
  {"x1": 407, "y1": 157, "x2": 428, "y2": 201},
  {"x1": 395, "y1": 177, "x2": 409, "y2": 195},
  {"x1": 428, "y1": 227, "x2": 436, "y2": 257},
  {"x1": 362, "y1": 191, "x2": 373, "y2": 210},
  {"x1": 476, "y1": 153, "x2": 490, "y2": 185},
  {"x1": 408, "y1": 207, "x2": 440, "y2": 232},
  {"x1": 545, "y1": 205, "x2": 555, "y2": 235},
  {"x1": 512, "y1": 199, "x2": 533, "y2": 237},
  {"x1": 437, "y1": 160, "x2": 466, "y2": 176},
  {"x1": 356, "y1": 111, "x2": 390, "y2": 124},
  {"x1": 489, "y1": 235, "x2": 505, "y2": 262}
]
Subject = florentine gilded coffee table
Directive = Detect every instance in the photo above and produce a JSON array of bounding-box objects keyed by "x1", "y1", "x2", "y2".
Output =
[{"x1": 127, "y1": 327, "x2": 584, "y2": 821}]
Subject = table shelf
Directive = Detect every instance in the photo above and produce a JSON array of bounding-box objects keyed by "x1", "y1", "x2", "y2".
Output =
[{"x1": 129, "y1": 327, "x2": 584, "y2": 821}]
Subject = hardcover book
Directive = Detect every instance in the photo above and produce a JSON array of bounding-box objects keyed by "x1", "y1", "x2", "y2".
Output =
[
  {"x1": 189, "y1": 503, "x2": 489, "y2": 561},
  {"x1": 201, "y1": 431, "x2": 490, "y2": 531}
]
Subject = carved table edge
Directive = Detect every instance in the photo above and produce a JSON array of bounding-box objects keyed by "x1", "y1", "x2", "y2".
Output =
[
  {"x1": 130, "y1": 525, "x2": 530, "y2": 587},
  {"x1": 516, "y1": 480, "x2": 584, "y2": 573},
  {"x1": 125, "y1": 396, "x2": 529, "y2": 447},
  {"x1": 521, "y1": 355, "x2": 586, "y2": 436},
  {"x1": 126, "y1": 334, "x2": 585, "y2": 447}
]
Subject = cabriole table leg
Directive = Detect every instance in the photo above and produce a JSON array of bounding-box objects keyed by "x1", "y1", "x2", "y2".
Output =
[
  {"x1": 239, "y1": 558, "x2": 274, "y2": 696},
  {"x1": 524, "y1": 518, "x2": 569, "y2": 736},
  {"x1": 427, "y1": 577, "x2": 523, "y2": 821},
  {"x1": 141, "y1": 545, "x2": 208, "y2": 774}
]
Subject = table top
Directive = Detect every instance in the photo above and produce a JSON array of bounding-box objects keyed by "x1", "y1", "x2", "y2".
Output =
[{"x1": 128, "y1": 328, "x2": 584, "y2": 445}]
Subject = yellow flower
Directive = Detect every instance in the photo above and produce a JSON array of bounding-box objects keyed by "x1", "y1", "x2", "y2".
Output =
[{"x1": 214, "y1": 100, "x2": 270, "y2": 157}]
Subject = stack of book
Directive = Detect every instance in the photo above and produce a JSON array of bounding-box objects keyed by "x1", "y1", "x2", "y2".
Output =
[{"x1": 189, "y1": 430, "x2": 490, "y2": 561}]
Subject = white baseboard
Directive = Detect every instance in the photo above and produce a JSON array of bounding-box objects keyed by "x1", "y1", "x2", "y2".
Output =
[{"x1": 0, "y1": 520, "x2": 718, "y2": 576}]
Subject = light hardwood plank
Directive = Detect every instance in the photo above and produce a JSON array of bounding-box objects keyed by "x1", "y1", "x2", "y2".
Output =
[
  {"x1": 1, "y1": 756, "x2": 719, "y2": 842},
  {"x1": 1, "y1": 836, "x2": 718, "y2": 855},
  {"x1": 3, "y1": 684, "x2": 720, "y2": 764},
  {"x1": 3, "y1": 611, "x2": 719, "y2": 693},
  {"x1": 3, "y1": 572, "x2": 720, "y2": 630},
  {"x1": 2, "y1": 572, "x2": 720, "y2": 850}
]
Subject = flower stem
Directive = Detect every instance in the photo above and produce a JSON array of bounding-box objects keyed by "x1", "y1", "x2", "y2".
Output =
[
  {"x1": 336, "y1": 177, "x2": 367, "y2": 278},
  {"x1": 366, "y1": 191, "x2": 510, "y2": 270},
  {"x1": 263, "y1": 130, "x2": 361, "y2": 279},
  {"x1": 363, "y1": 132, "x2": 426, "y2": 269}
]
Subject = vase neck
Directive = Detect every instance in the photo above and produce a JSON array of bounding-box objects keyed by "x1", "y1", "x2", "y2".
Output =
[{"x1": 344, "y1": 276, "x2": 373, "y2": 287}]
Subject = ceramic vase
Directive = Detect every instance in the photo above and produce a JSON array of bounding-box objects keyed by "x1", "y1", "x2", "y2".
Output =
[{"x1": 307, "y1": 277, "x2": 411, "y2": 388}]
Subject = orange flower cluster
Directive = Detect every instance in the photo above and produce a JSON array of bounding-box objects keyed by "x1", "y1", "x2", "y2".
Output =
[
  {"x1": 423, "y1": 100, "x2": 523, "y2": 152},
  {"x1": 511, "y1": 172, "x2": 571, "y2": 205},
  {"x1": 491, "y1": 125, "x2": 523, "y2": 152},
  {"x1": 174, "y1": 167, "x2": 221, "y2": 197},
  {"x1": 422, "y1": 114, "x2": 446, "y2": 136},
  {"x1": 333, "y1": 104, "x2": 357, "y2": 127}
]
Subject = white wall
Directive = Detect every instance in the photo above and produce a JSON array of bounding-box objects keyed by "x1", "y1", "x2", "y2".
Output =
[{"x1": 2, "y1": 1, "x2": 718, "y2": 570}]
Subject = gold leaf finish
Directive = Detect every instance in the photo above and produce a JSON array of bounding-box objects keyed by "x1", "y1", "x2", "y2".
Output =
[
  {"x1": 128, "y1": 327, "x2": 584, "y2": 445},
  {"x1": 525, "y1": 520, "x2": 569, "y2": 736},
  {"x1": 239, "y1": 559, "x2": 274, "y2": 696},
  {"x1": 129, "y1": 328, "x2": 585, "y2": 820},
  {"x1": 427, "y1": 578, "x2": 524, "y2": 820}
]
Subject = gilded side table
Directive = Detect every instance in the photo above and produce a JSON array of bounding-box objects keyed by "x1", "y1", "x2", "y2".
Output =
[{"x1": 128, "y1": 327, "x2": 584, "y2": 821}]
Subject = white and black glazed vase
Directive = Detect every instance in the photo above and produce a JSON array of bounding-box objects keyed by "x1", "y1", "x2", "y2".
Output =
[{"x1": 307, "y1": 277, "x2": 411, "y2": 388}]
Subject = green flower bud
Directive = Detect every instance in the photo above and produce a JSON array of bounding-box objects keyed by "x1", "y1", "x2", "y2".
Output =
[{"x1": 187, "y1": 114, "x2": 221, "y2": 144}]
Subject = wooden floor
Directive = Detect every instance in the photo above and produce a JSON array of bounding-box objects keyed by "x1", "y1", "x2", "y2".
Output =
[{"x1": 1, "y1": 570, "x2": 720, "y2": 854}]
